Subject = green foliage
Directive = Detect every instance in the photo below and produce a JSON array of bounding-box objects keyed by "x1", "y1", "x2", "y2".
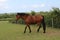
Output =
[
  {"x1": 51, "y1": 7, "x2": 60, "y2": 18},
  {"x1": 31, "y1": 11, "x2": 36, "y2": 15},
  {"x1": 0, "y1": 13, "x2": 16, "y2": 21},
  {"x1": 50, "y1": 7, "x2": 60, "y2": 28}
]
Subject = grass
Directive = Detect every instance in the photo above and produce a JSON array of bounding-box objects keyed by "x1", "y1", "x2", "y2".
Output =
[{"x1": 0, "y1": 21, "x2": 60, "y2": 40}]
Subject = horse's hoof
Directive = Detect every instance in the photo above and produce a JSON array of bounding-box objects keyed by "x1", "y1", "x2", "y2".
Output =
[
  {"x1": 24, "y1": 31, "x2": 26, "y2": 33},
  {"x1": 43, "y1": 32, "x2": 46, "y2": 33},
  {"x1": 29, "y1": 32, "x2": 31, "y2": 33},
  {"x1": 37, "y1": 30, "x2": 39, "y2": 32},
  {"x1": 29, "y1": 31, "x2": 31, "y2": 33}
]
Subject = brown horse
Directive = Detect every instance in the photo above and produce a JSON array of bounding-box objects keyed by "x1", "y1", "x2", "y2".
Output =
[{"x1": 16, "y1": 13, "x2": 46, "y2": 33}]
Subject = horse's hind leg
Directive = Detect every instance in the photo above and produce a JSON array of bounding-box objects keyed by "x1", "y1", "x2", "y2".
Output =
[
  {"x1": 41, "y1": 21, "x2": 46, "y2": 33},
  {"x1": 42, "y1": 16, "x2": 46, "y2": 33},
  {"x1": 42, "y1": 22, "x2": 46, "y2": 33},
  {"x1": 37, "y1": 24, "x2": 41, "y2": 32}
]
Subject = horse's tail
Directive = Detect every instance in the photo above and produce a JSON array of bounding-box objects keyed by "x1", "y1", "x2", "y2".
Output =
[{"x1": 41, "y1": 16, "x2": 46, "y2": 33}]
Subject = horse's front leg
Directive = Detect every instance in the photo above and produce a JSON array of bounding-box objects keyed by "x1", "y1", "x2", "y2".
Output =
[
  {"x1": 24, "y1": 24, "x2": 31, "y2": 33},
  {"x1": 24, "y1": 26, "x2": 27, "y2": 33},
  {"x1": 27, "y1": 25, "x2": 31, "y2": 33}
]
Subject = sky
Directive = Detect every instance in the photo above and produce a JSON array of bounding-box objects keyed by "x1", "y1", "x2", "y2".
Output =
[{"x1": 0, "y1": 0, "x2": 60, "y2": 13}]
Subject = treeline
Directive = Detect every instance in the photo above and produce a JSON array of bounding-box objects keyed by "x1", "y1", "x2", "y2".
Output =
[{"x1": 0, "y1": 7, "x2": 60, "y2": 28}]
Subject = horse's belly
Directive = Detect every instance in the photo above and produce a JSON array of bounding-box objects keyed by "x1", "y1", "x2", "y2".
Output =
[
  {"x1": 26, "y1": 19, "x2": 36, "y2": 24},
  {"x1": 31, "y1": 21, "x2": 36, "y2": 24}
]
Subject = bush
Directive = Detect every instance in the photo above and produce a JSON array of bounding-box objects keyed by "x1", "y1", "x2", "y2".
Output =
[{"x1": 9, "y1": 19, "x2": 25, "y2": 24}]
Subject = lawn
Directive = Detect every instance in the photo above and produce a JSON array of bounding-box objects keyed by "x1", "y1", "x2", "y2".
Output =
[{"x1": 0, "y1": 21, "x2": 60, "y2": 40}]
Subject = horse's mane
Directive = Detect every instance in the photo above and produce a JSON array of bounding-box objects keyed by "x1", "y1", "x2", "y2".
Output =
[{"x1": 17, "y1": 13, "x2": 29, "y2": 16}]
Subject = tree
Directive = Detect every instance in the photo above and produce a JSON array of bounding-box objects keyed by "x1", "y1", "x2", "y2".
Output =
[
  {"x1": 31, "y1": 11, "x2": 36, "y2": 15},
  {"x1": 50, "y1": 7, "x2": 60, "y2": 28}
]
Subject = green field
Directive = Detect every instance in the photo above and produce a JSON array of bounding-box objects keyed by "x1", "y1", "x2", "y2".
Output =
[{"x1": 0, "y1": 21, "x2": 60, "y2": 40}]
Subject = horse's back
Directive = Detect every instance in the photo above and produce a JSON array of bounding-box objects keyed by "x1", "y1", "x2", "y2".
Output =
[
  {"x1": 25, "y1": 15, "x2": 43, "y2": 24},
  {"x1": 35, "y1": 15, "x2": 43, "y2": 20}
]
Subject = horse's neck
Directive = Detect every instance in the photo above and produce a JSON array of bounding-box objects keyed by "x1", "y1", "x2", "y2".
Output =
[
  {"x1": 21, "y1": 16, "x2": 28, "y2": 20},
  {"x1": 21, "y1": 15, "x2": 36, "y2": 20}
]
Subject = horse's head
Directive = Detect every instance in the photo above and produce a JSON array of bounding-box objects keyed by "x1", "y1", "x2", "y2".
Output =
[
  {"x1": 16, "y1": 13, "x2": 20, "y2": 21},
  {"x1": 16, "y1": 13, "x2": 29, "y2": 23}
]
